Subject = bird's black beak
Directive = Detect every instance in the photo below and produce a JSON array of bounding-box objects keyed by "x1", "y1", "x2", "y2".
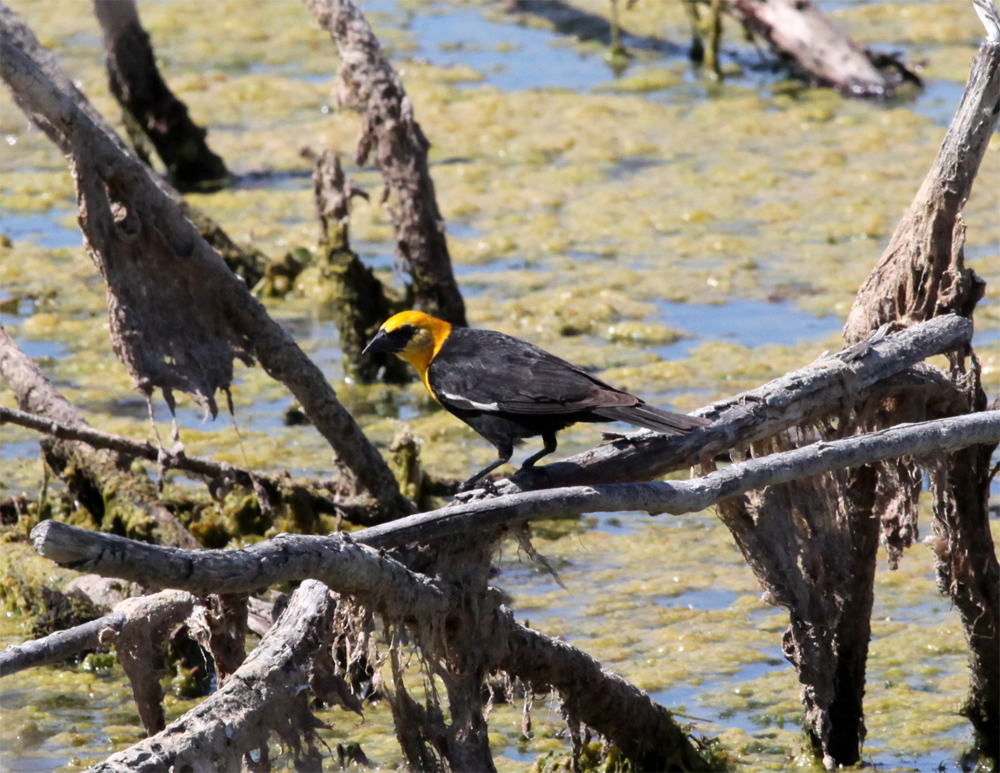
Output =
[{"x1": 362, "y1": 328, "x2": 394, "y2": 356}]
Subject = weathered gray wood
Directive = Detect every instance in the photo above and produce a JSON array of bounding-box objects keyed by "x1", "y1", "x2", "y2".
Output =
[
  {"x1": 306, "y1": 0, "x2": 467, "y2": 327},
  {"x1": 31, "y1": 520, "x2": 451, "y2": 620},
  {"x1": 32, "y1": 411, "x2": 998, "y2": 582},
  {"x1": 89, "y1": 581, "x2": 335, "y2": 772},
  {"x1": 502, "y1": 314, "x2": 972, "y2": 493},
  {"x1": 0, "y1": 612, "x2": 125, "y2": 677}
]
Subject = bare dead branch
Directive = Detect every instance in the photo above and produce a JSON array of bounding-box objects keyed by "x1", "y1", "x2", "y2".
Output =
[
  {"x1": 31, "y1": 412, "x2": 998, "y2": 582},
  {"x1": 89, "y1": 581, "x2": 337, "y2": 772},
  {"x1": 0, "y1": 611, "x2": 126, "y2": 677},
  {"x1": 0, "y1": 327, "x2": 200, "y2": 548},
  {"x1": 306, "y1": 0, "x2": 467, "y2": 326},
  {"x1": 30, "y1": 520, "x2": 452, "y2": 620},
  {"x1": 503, "y1": 313, "x2": 972, "y2": 493},
  {"x1": 0, "y1": 27, "x2": 410, "y2": 517}
]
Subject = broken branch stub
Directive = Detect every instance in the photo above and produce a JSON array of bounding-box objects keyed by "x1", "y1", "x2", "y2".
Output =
[
  {"x1": 312, "y1": 150, "x2": 410, "y2": 384},
  {"x1": 308, "y1": 0, "x2": 468, "y2": 327}
]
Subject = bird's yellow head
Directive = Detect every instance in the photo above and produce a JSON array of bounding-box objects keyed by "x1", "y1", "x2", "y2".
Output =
[{"x1": 362, "y1": 311, "x2": 452, "y2": 388}]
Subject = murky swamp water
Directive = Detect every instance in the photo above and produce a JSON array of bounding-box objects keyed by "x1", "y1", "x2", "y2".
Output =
[{"x1": 0, "y1": 0, "x2": 998, "y2": 769}]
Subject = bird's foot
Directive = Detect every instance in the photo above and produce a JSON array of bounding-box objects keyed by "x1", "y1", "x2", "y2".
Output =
[{"x1": 453, "y1": 477, "x2": 501, "y2": 501}]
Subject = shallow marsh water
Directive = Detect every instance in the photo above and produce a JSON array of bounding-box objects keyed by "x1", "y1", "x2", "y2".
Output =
[{"x1": 0, "y1": 0, "x2": 998, "y2": 769}]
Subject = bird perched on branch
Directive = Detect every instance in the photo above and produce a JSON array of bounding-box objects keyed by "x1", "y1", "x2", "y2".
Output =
[{"x1": 363, "y1": 311, "x2": 709, "y2": 492}]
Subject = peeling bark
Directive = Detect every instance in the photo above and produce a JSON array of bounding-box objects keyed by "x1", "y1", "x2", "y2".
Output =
[
  {"x1": 307, "y1": 0, "x2": 467, "y2": 326},
  {"x1": 93, "y1": 0, "x2": 229, "y2": 191}
]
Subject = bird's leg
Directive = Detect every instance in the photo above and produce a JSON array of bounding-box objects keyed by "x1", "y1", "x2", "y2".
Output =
[
  {"x1": 521, "y1": 432, "x2": 557, "y2": 469},
  {"x1": 458, "y1": 443, "x2": 513, "y2": 493}
]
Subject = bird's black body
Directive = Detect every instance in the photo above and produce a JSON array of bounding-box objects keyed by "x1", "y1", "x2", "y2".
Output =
[
  {"x1": 427, "y1": 327, "x2": 705, "y2": 489},
  {"x1": 364, "y1": 312, "x2": 708, "y2": 491}
]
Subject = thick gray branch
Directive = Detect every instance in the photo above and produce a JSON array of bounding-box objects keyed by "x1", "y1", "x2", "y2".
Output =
[
  {"x1": 31, "y1": 521, "x2": 451, "y2": 620},
  {"x1": 31, "y1": 412, "x2": 997, "y2": 588},
  {"x1": 0, "y1": 612, "x2": 125, "y2": 677},
  {"x1": 504, "y1": 314, "x2": 972, "y2": 492}
]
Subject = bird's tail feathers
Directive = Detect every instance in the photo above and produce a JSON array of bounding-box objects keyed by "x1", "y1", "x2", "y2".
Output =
[{"x1": 593, "y1": 404, "x2": 709, "y2": 435}]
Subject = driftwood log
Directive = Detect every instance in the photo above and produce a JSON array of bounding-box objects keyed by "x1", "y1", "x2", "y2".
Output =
[
  {"x1": 307, "y1": 0, "x2": 468, "y2": 327},
  {"x1": 93, "y1": 0, "x2": 229, "y2": 191},
  {"x1": 0, "y1": 21, "x2": 412, "y2": 520}
]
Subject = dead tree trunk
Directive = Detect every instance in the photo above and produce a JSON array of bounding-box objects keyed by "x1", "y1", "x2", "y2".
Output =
[
  {"x1": 312, "y1": 150, "x2": 410, "y2": 383},
  {"x1": 307, "y1": 0, "x2": 468, "y2": 327},
  {"x1": 842, "y1": 1, "x2": 999, "y2": 761},
  {"x1": 93, "y1": 0, "x2": 229, "y2": 191}
]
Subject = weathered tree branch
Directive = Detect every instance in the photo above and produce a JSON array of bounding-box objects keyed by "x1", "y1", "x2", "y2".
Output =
[
  {"x1": 31, "y1": 411, "x2": 998, "y2": 578},
  {"x1": 306, "y1": 0, "x2": 467, "y2": 326},
  {"x1": 0, "y1": 327, "x2": 200, "y2": 548},
  {"x1": 0, "y1": 26, "x2": 411, "y2": 518},
  {"x1": 503, "y1": 313, "x2": 972, "y2": 493},
  {"x1": 0, "y1": 611, "x2": 126, "y2": 677},
  {"x1": 89, "y1": 581, "x2": 337, "y2": 772}
]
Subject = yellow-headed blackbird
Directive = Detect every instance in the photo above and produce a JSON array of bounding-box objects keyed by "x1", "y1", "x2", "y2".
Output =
[{"x1": 363, "y1": 311, "x2": 709, "y2": 491}]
